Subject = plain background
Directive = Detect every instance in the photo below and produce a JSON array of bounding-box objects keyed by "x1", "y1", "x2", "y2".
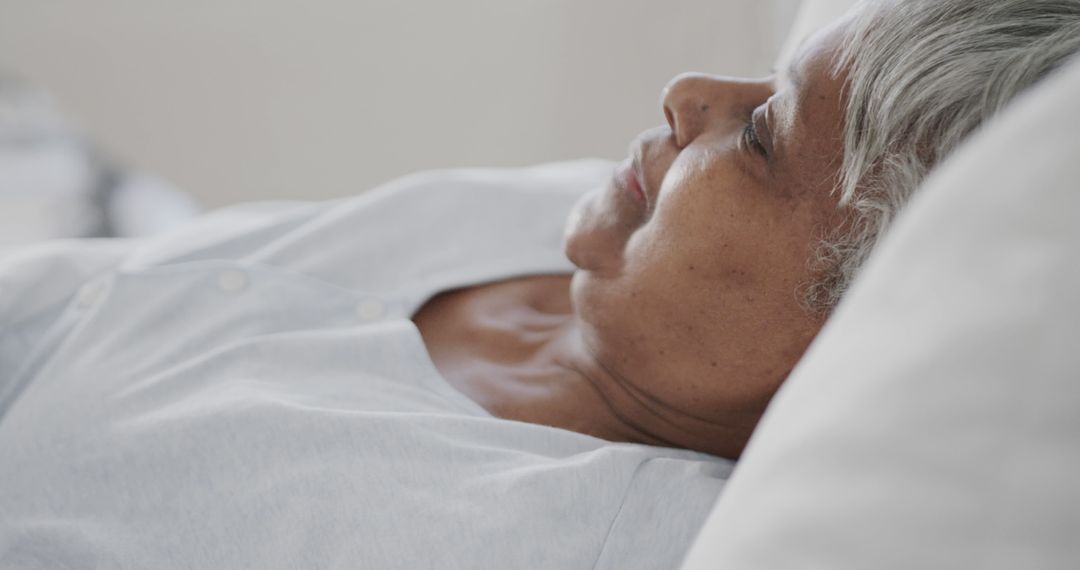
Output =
[{"x1": 0, "y1": 0, "x2": 800, "y2": 209}]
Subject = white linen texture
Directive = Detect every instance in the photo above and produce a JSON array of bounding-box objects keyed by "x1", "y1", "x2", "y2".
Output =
[{"x1": 0, "y1": 159, "x2": 733, "y2": 570}]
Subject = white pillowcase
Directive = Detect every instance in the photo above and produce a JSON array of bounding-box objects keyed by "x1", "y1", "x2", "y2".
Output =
[{"x1": 681, "y1": 52, "x2": 1080, "y2": 570}]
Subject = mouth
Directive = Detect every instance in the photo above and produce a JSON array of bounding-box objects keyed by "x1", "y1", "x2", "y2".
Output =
[
  {"x1": 615, "y1": 156, "x2": 647, "y2": 209},
  {"x1": 630, "y1": 139, "x2": 653, "y2": 209}
]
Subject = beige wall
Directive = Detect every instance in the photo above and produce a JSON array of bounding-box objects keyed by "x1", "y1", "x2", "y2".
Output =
[{"x1": 0, "y1": 1, "x2": 798, "y2": 209}]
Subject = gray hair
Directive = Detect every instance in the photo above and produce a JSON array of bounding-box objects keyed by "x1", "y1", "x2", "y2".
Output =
[{"x1": 804, "y1": 0, "x2": 1080, "y2": 312}]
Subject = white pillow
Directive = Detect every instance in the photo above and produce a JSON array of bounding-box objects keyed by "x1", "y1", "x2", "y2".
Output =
[{"x1": 681, "y1": 54, "x2": 1080, "y2": 570}]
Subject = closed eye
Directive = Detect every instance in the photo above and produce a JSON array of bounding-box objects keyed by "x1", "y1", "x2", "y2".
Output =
[{"x1": 742, "y1": 110, "x2": 767, "y2": 157}]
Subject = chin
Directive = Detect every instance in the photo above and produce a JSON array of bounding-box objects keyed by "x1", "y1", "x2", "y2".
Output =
[
  {"x1": 568, "y1": 271, "x2": 586, "y2": 313},
  {"x1": 562, "y1": 187, "x2": 631, "y2": 276},
  {"x1": 562, "y1": 188, "x2": 607, "y2": 272},
  {"x1": 562, "y1": 190, "x2": 594, "y2": 268}
]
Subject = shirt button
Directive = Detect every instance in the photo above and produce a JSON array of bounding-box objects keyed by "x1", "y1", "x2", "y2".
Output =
[
  {"x1": 217, "y1": 270, "x2": 249, "y2": 293},
  {"x1": 75, "y1": 280, "x2": 105, "y2": 309},
  {"x1": 355, "y1": 299, "x2": 385, "y2": 321}
]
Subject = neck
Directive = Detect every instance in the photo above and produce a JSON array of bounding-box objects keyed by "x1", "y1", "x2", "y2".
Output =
[
  {"x1": 448, "y1": 313, "x2": 751, "y2": 458},
  {"x1": 531, "y1": 322, "x2": 752, "y2": 458},
  {"x1": 476, "y1": 322, "x2": 678, "y2": 446},
  {"x1": 412, "y1": 275, "x2": 750, "y2": 459}
]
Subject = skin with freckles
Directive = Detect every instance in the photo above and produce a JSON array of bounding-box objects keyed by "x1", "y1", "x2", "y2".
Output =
[{"x1": 414, "y1": 23, "x2": 850, "y2": 459}]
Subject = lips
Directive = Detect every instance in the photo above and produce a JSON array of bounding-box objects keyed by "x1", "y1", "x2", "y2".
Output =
[
  {"x1": 617, "y1": 155, "x2": 648, "y2": 209},
  {"x1": 631, "y1": 139, "x2": 654, "y2": 208},
  {"x1": 618, "y1": 161, "x2": 645, "y2": 204}
]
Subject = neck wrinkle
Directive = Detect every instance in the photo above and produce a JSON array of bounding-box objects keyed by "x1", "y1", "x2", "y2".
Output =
[{"x1": 547, "y1": 320, "x2": 752, "y2": 459}]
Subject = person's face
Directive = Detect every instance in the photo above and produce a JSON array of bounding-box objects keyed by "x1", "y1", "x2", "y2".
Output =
[{"x1": 564, "y1": 25, "x2": 849, "y2": 458}]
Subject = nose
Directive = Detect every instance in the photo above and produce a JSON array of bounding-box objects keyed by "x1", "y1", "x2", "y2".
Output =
[{"x1": 661, "y1": 72, "x2": 771, "y2": 149}]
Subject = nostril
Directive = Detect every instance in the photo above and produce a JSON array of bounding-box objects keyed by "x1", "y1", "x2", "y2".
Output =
[{"x1": 664, "y1": 105, "x2": 685, "y2": 147}]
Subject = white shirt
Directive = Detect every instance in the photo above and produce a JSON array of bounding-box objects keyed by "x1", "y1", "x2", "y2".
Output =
[{"x1": 0, "y1": 160, "x2": 734, "y2": 569}]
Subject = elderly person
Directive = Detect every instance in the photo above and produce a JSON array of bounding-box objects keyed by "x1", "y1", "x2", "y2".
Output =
[{"x1": 2, "y1": 0, "x2": 1079, "y2": 568}]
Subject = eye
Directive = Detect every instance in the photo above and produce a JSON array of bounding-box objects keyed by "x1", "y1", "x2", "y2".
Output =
[{"x1": 742, "y1": 109, "x2": 767, "y2": 157}]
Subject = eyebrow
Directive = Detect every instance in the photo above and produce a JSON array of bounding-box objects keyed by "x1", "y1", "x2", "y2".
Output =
[
  {"x1": 772, "y1": 31, "x2": 811, "y2": 85},
  {"x1": 770, "y1": 58, "x2": 803, "y2": 92},
  {"x1": 789, "y1": 64, "x2": 803, "y2": 94}
]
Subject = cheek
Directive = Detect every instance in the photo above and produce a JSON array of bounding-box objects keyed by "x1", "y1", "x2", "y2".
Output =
[
  {"x1": 635, "y1": 172, "x2": 823, "y2": 303},
  {"x1": 572, "y1": 247, "x2": 733, "y2": 382},
  {"x1": 586, "y1": 208, "x2": 811, "y2": 356},
  {"x1": 625, "y1": 189, "x2": 759, "y2": 296},
  {"x1": 570, "y1": 151, "x2": 830, "y2": 404},
  {"x1": 572, "y1": 265, "x2": 799, "y2": 417},
  {"x1": 641, "y1": 156, "x2": 764, "y2": 264}
]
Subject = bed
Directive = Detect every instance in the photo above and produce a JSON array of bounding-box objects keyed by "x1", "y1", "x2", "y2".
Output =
[{"x1": 2, "y1": 1, "x2": 1078, "y2": 567}]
